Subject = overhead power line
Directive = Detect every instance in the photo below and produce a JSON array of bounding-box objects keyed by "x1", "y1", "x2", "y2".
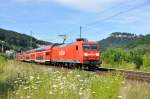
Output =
[{"x1": 85, "y1": 1, "x2": 150, "y2": 27}]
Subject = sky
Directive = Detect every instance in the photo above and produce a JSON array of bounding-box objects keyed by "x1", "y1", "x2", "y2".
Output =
[{"x1": 0, "y1": 0, "x2": 150, "y2": 43}]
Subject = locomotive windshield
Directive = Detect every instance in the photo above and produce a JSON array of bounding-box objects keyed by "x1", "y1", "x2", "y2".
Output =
[{"x1": 82, "y1": 44, "x2": 98, "y2": 50}]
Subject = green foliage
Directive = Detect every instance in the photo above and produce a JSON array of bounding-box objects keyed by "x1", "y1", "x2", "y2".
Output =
[
  {"x1": 126, "y1": 34, "x2": 150, "y2": 49},
  {"x1": 130, "y1": 50, "x2": 143, "y2": 69},
  {"x1": 143, "y1": 54, "x2": 150, "y2": 67},
  {"x1": 132, "y1": 55, "x2": 143, "y2": 69},
  {"x1": 102, "y1": 48, "x2": 130, "y2": 65}
]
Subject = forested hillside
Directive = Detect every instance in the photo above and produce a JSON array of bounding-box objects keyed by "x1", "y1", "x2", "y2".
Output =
[
  {"x1": 98, "y1": 32, "x2": 150, "y2": 51},
  {"x1": 0, "y1": 28, "x2": 51, "y2": 51}
]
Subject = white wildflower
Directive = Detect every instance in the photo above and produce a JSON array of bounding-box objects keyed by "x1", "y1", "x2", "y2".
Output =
[
  {"x1": 14, "y1": 81, "x2": 18, "y2": 83},
  {"x1": 79, "y1": 79, "x2": 84, "y2": 82},
  {"x1": 30, "y1": 76, "x2": 34, "y2": 80},
  {"x1": 62, "y1": 77, "x2": 66, "y2": 80},
  {"x1": 76, "y1": 75, "x2": 80, "y2": 77},
  {"x1": 53, "y1": 85, "x2": 58, "y2": 88},
  {"x1": 37, "y1": 76, "x2": 40, "y2": 80},
  {"x1": 24, "y1": 87, "x2": 29, "y2": 90},
  {"x1": 118, "y1": 96, "x2": 123, "y2": 98},
  {"x1": 69, "y1": 71, "x2": 73, "y2": 74},
  {"x1": 79, "y1": 92, "x2": 83, "y2": 95},
  {"x1": 49, "y1": 91, "x2": 53, "y2": 95},
  {"x1": 26, "y1": 96, "x2": 31, "y2": 99}
]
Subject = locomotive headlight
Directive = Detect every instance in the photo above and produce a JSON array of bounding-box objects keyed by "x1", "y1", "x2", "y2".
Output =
[
  {"x1": 96, "y1": 53, "x2": 99, "y2": 56},
  {"x1": 84, "y1": 53, "x2": 88, "y2": 56}
]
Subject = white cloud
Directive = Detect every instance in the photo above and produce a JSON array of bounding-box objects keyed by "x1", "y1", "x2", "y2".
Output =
[
  {"x1": 52, "y1": 0, "x2": 123, "y2": 12},
  {"x1": 13, "y1": 0, "x2": 124, "y2": 12}
]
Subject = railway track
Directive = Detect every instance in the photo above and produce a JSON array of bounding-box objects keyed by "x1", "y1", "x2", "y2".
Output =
[{"x1": 96, "y1": 67, "x2": 150, "y2": 83}]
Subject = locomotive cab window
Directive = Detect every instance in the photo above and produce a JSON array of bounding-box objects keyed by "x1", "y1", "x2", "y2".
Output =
[
  {"x1": 46, "y1": 52, "x2": 50, "y2": 56},
  {"x1": 83, "y1": 44, "x2": 98, "y2": 50},
  {"x1": 76, "y1": 45, "x2": 78, "y2": 50}
]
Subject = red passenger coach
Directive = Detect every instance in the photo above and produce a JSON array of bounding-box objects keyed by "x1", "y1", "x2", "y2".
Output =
[{"x1": 34, "y1": 45, "x2": 53, "y2": 64}]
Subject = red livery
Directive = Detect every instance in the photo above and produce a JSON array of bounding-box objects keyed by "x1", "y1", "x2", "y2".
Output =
[{"x1": 16, "y1": 38, "x2": 100, "y2": 69}]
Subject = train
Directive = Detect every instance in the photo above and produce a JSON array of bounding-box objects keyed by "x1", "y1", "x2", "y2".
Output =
[{"x1": 16, "y1": 38, "x2": 100, "y2": 69}]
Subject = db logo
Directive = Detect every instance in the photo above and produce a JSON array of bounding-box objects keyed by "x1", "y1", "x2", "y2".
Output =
[{"x1": 59, "y1": 50, "x2": 65, "y2": 56}]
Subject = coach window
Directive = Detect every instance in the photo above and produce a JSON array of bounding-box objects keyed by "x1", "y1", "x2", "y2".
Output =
[
  {"x1": 46, "y1": 52, "x2": 50, "y2": 56},
  {"x1": 76, "y1": 45, "x2": 78, "y2": 51}
]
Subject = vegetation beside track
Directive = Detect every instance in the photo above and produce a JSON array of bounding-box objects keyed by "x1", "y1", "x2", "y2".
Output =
[
  {"x1": 0, "y1": 54, "x2": 150, "y2": 99},
  {"x1": 101, "y1": 48, "x2": 150, "y2": 72},
  {"x1": 119, "y1": 80, "x2": 150, "y2": 99},
  {"x1": 0, "y1": 55, "x2": 123, "y2": 99}
]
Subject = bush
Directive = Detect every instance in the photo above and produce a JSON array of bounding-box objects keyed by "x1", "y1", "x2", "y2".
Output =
[
  {"x1": 143, "y1": 54, "x2": 150, "y2": 67},
  {"x1": 102, "y1": 48, "x2": 130, "y2": 65},
  {"x1": 132, "y1": 55, "x2": 143, "y2": 69}
]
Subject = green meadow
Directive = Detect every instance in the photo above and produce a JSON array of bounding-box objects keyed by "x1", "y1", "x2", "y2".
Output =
[{"x1": 0, "y1": 55, "x2": 150, "y2": 99}]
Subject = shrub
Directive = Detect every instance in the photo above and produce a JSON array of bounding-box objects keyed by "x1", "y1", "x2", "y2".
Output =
[
  {"x1": 143, "y1": 54, "x2": 150, "y2": 67},
  {"x1": 132, "y1": 55, "x2": 143, "y2": 69},
  {"x1": 102, "y1": 48, "x2": 130, "y2": 65}
]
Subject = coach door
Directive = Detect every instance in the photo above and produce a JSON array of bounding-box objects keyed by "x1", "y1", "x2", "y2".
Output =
[{"x1": 45, "y1": 51, "x2": 51, "y2": 61}]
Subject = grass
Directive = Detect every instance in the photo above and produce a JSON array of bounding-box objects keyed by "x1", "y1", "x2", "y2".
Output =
[
  {"x1": 119, "y1": 80, "x2": 150, "y2": 99},
  {"x1": 0, "y1": 56, "x2": 123, "y2": 99},
  {"x1": 0, "y1": 54, "x2": 150, "y2": 99},
  {"x1": 101, "y1": 62, "x2": 150, "y2": 72}
]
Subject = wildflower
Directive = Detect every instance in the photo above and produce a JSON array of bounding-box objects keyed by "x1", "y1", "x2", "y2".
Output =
[
  {"x1": 62, "y1": 77, "x2": 66, "y2": 80},
  {"x1": 49, "y1": 91, "x2": 53, "y2": 95},
  {"x1": 37, "y1": 76, "x2": 40, "y2": 80},
  {"x1": 69, "y1": 71, "x2": 73, "y2": 74},
  {"x1": 14, "y1": 81, "x2": 18, "y2": 83},
  {"x1": 53, "y1": 85, "x2": 58, "y2": 88},
  {"x1": 35, "y1": 81, "x2": 42, "y2": 84},
  {"x1": 79, "y1": 79, "x2": 84, "y2": 82},
  {"x1": 26, "y1": 96, "x2": 31, "y2": 99},
  {"x1": 76, "y1": 75, "x2": 80, "y2": 77},
  {"x1": 118, "y1": 96, "x2": 123, "y2": 98},
  {"x1": 23, "y1": 87, "x2": 29, "y2": 90},
  {"x1": 121, "y1": 81, "x2": 125, "y2": 84},
  {"x1": 30, "y1": 76, "x2": 34, "y2": 80},
  {"x1": 92, "y1": 91, "x2": 96, "y2": 94},
  {"x1": 34, "y1": 87, "x2": 38, "y2": 90},
  {"x1": 79, "y1": 92, "x2": 83, "y2": 95}
]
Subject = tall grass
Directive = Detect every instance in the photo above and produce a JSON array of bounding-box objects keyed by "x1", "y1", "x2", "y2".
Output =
[
  {"x1": 0, "y1": 59, "x2": 123, "y2": 99},
  {"x1": 0, "y1": 53, "x2": 7, "y2": 74},
  {"x1": 119, "y1": 80, "x2": 150, "y2": 99}
]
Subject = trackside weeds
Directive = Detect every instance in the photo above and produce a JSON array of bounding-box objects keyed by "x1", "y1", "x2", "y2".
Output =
[{"x1": 1, "y1": 60, "x2": 123, "y2": 99}]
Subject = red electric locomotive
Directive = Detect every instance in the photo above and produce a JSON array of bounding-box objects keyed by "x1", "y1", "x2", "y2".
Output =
[{"x1": 51, "y1": 38, "x2": 100, "y2": 69}]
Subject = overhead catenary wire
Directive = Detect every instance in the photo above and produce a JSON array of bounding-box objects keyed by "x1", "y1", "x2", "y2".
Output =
[{"x1": 84, "y1": 1, "x2": 150, "y2": 28}]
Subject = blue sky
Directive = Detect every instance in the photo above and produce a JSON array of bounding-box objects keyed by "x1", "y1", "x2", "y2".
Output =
[{"x1": 0, "y1": 0, "x2": 150, "y2": 43}]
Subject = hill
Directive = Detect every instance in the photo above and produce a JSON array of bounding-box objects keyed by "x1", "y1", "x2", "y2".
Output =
[
  {"x1": 98, "y1": 32, "x2": 150, "y2": 52},
  {"x1": 0, "y1": 28, "x2": 51, "y2": 51}
]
